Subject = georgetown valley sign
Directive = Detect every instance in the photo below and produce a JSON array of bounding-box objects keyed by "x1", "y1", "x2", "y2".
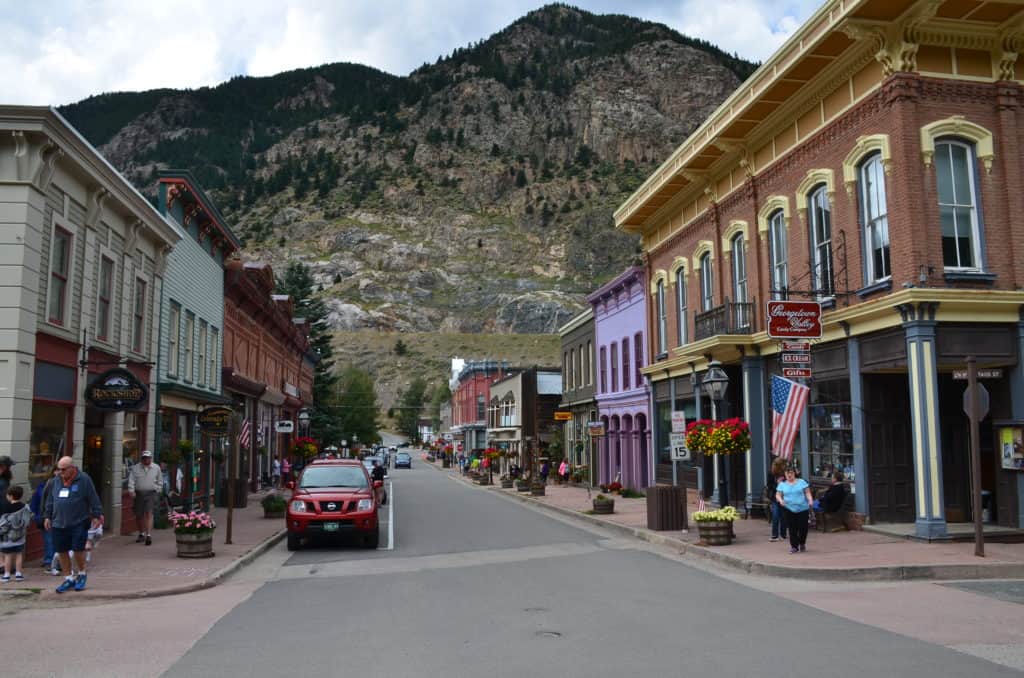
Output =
[{"x1": 766, "y1": 300, "x2": 823, "y2": 339}]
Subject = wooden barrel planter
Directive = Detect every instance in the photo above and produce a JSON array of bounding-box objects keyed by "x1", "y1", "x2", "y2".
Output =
[
  {"x1": 530, "y1": 484, "x2": 546, "y2": 496},
  {"x1": 500, "y1": 479, "x2": 514, "y2": 489},
  {"x1": 516, "y1": 481, "x2": 531, "y2": 493},
  {"x1": 592, "y1": 499, "x2": 615, "y2": 514},
  {"x1": 697, "y1": 520, "x2": 733, "y2": 546},
  {"x1": 176, "y1": 531, "x2": 215, "y2": 558},
  {"x1": 263, "y1": 509, "x2": 285, "y2": 520}
]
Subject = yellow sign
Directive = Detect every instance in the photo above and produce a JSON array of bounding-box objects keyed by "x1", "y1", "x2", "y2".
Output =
[{"x1": 554, "y1": 411, "x2": 573, "y2": 421}]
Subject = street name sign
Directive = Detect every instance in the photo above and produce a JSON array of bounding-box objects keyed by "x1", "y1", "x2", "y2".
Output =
[
  {"x1": 782, "y1": 367, "x2": 812, "y2": 379},
  {"x1": 953, "y1": 369, "x2": 1003, "y2": 380},
  {"x1": 766, "y1": 300, "x2": 823, "y2": 339}
]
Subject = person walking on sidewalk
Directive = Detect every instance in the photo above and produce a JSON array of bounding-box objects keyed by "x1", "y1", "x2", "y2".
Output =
[
  {"x1": 281, "y1": 457, "x2": 291, "y2": 485},
  {"x1": 44, "y1": 456, "x2": 103, "y2": 593},
  {"x1": 29, "y1": 465, "x2": 60, "y2": 574},
  {"x1": 775, "y1": 466, "x2": 813, "y2": 554},
  {"x1": 272, "y1": 458, "x2": 281, "y2": 488},
  {"x1": 558, "y1": 458, "x2": 569, "y2": 485},
  {"x1": 766, "y1": 457, "x2": 788, "y2": 543},
  {"x1": 0, "y1": 485, "x2": 32, "y2": 582},
  {"x1": 128, "y1": 450, "x2": 162, "y2": 545}
]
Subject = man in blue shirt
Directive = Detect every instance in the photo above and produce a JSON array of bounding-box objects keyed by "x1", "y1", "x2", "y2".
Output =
[{"x1": 43, "y1": 456, "x2": 103, "y2": 592}]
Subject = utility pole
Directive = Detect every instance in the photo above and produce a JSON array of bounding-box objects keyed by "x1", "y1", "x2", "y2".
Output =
[{"x1": 966, "y1": 356, "x2": 985, "y2": 557}]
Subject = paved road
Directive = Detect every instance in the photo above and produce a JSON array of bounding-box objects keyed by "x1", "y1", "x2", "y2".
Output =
[{"x1": 163, "y1": 464, "x2": 1021, "y2": 678}]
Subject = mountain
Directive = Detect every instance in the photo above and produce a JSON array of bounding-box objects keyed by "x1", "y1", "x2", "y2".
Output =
[{"x1": 59, "y1": 4, "x2": 754, "y2": 337}]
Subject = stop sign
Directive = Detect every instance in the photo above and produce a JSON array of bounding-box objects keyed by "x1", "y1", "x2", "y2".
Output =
[{"x1": 963, "y1": 383, "x2": 990, "y2": 420}]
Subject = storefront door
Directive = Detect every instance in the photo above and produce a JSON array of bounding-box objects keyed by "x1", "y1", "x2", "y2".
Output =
[{"x1": 865, "y1": 375, "x2": 915, "y2": 523}]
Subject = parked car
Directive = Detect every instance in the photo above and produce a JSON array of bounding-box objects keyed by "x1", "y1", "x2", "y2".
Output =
[
  {"x1": 394, "y1": 452, "x2": 412, "y2": 469},
  {"x1": 286, "y1": 459, "x2": 382, "y2": 550}
]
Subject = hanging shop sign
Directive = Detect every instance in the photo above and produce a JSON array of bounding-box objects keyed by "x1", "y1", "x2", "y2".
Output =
[
  {"x1": 781, "y1": 340, "x2": 811, "y2": 352},
  {"x1": 198, "y1": 407, "x2": 233, "y2": 437},
  {"x1": 85, "y1": 368, "x2": 148, "y2": 411},
  {"x1": 766, "y1": 301, "x2": 822, "y2": 339},
  {"x1": 782, "y1": 367, "x2": 812, "y2": 379},
  {"x1": 781, "y1": 353, "x2": 811, "y2": 364},
  {"x1": 554, "y1": 411, "x2": 573, "y2": 421},
  {"x1": 587, "y1": 421, "x2": 606, "y2": 437},
  {"x1": 274, "y1": 420, "x2": 295, "y2": 434}
]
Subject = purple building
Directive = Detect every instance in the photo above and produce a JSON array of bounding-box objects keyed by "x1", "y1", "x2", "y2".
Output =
[{"x1": 588, "y1": 267, "x2": 651, "y2": 489}]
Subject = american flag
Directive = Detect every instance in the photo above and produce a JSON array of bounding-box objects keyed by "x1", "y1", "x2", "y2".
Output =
[
  {"x1": 239, "y1": 419, "x2": 251, "y2": 448},
  {"x1": 771, "y1": 375, "x2": 809, "y2": 460},
  {"x1": 695, "y1": 493, "x2": 707, "y2": 512}
]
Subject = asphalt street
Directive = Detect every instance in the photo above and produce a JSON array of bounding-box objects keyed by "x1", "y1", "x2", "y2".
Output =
[{"x1": 163, "y1": 463, "x2": 1021, "y2": 678}]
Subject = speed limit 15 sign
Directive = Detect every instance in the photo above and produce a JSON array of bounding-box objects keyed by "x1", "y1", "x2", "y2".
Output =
[{"x1": 669, "y1": 433, "x2": 690, "y2": 461}]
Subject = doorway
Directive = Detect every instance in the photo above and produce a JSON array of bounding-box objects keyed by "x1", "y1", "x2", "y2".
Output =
[{"x1": 865, "y1": 374, "x2": 915, "y2": 523}]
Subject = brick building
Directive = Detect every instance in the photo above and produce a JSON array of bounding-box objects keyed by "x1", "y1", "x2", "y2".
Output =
[
  {"x1": 450, "y1": 360, "x2": 509, "y2": 455},
  {"x1": 619, "y1": 0, "x2": 1024, "y2": 537},
  {"x1": 222, "y1": 260, "x2": 314, "y2": 492}
]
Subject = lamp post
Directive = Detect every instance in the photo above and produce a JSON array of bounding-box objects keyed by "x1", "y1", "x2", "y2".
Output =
[
  {"x1": 701, "y1": 360, "x2": 730, "y2": 508},
  {"x1": 297, "y1": 408, "x2": 311, "y2": 437}
]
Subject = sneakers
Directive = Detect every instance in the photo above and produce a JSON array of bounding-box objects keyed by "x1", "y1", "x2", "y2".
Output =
[
  {"x1": 136, "y1": 533, "x2": 145, "y2": 543},
  {"x1": 73, "y1": 573, "x2": 87, "y2": 591},
  {"x1": 49, "y1": 567, "x2": 61, "y2": 576},
  {"x1": 145, "y1": 535, "x2": 152, "y2": 546},
  {"x1": 769, "y1": 536, "x2": 779, "y2": 542},
  {"x1": 14, "y1": 572, "x2": 24, "y2": 581},
  {"x1": 789, "y1": 547, "x2": 799, "y2": 554},
  {"x1": 56, "y1": 576, "x2": 75, "y2": 593},
  {"x1": 1, "y1": 574, "x2": 9, "y2": 583},
  {"x1": 799, "y1": 544, "x2": 806, "y2": 552}
]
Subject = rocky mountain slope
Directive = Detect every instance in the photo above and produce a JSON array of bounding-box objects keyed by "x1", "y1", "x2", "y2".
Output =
[{"x1": 60, "y1": 4, "x2": 754, "y2": 338}]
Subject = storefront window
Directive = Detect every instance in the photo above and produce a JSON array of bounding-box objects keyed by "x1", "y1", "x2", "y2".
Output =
[
  {"x1": 656, "y1": 400, "x2": 672, "y2": 465},
  {"x1": 808, "y1": 379, "x2": 853, "y2": 487},
  {"x1": 30, "y1": 404, "x2": 68, "y2": 488}
]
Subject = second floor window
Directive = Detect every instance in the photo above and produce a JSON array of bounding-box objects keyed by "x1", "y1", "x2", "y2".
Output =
[
  {"x1": 476, "y1": 394, "x2": 485, "y2": 421},
  {"x1": 622, "y1": 338, "x2": 630, "y2": 390},
  {"x1": 731, "y1": 234, "x2": 750, "y2": 330},
  {"x1": 859, "y1": 154, "x2": 891, "y2": 283},
  {"x1": 575, "y1": 345, "x2": 582, "y2": 390},
  {"x1": 610, "y1": 342, "x2": 618, "y2": 391},
  {"x1": 769, "y1": 210, "x2": 788, "y2": 300},
  {"x1": 209, "y1": 328, "x2": 219, "y2": 388},
  {"x1": 699, "y1": 254, "x2": 714, "y2": 311},
  {"x1": 198, "y1": 322, "x2": 207, "y2": 385},
  {"x1": 570, "y1": 347, "x2": 576, "y2": 389},
  {"x1": 808, "y1": 185, "x2": 835, "y2": 298},
  {"x1": 184, "y1": 313, "x2": 195, "y2": 381},
  {"x1": 501, "y1": 397, "x2": 516, "y2": 427},
  {"x1": 167, "y1": 304, "x2": 180, "y2": 376},
  {"x1": 132, "y1": 279, "x2": 147, "y2": 353},
  {"x1": 656, "y1": 279, "x2": 667, "y2": 356},
  {"x1": 96, "y1": 257, "x2": 113, "y2": 340},
  {"x1": 935, "y1": 140, "x2": 981, "y2": 270},
  {"x1": 634, "y1": 333, "x2": 643, "y2": 387},
  {"x1": 600, "y1": 346, "x2": 607, "y2": 393},
  {"x1": 676, "y1": 269, "x2": 688, "y2": 346},
  {"x1": 48, "y1": 228, "x2": 71, "y2": 325},
  {"x1": 586, "y1": 341, "x2": 593, "y2": 385}
]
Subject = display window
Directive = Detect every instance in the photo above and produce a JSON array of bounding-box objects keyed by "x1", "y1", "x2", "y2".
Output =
[{"x1": 29, "y1": 403, "x2": 69, "y2": 488}]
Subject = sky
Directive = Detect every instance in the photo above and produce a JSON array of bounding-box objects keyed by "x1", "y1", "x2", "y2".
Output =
[{"x1": 1, "y1": 0, "x2": 822, "y2": 106}]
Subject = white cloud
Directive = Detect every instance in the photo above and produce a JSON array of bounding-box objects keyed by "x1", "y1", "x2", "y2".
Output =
[{"x1": 0, "y1": 0, "x2": 820, "y2": 105}]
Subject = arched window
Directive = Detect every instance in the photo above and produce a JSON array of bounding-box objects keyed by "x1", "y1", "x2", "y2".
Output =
[
  {"x1": 610, "y1": 342, "x2": 619, "y2": 391},
  {"x1": 633, "y1": 332, "x2": 643, "y2": 386},
  {"x1": 569, "y1": 347, "x2": 576, "y2": 389},
  {"x1": 656, "y1": 279, "x2": 667, "y2": 356},
  {"x1": 587, "y1": 340, "x2": 593, "y2": 385},
  {"x1": 699, "y1": 253, "x2": 714, "y2": 311},
  {"x1": 859, "y1": 153, "x2": 891, "y2": 283},
  {"x1": 935, "y1": 140, "x2": 982, "y2": 269},
  {"x1": 675, "y1": 267, "x2": 688, "y2": 346},
  {"x1": 730, "y1": 233, "x2": 749, "y2": 329},
  {"x1": 808, "y1": 185, "x2": 834, "y2": 298},
  {"x1": 621, "y1": 338, "x2": 630, "y2": 390},
  {"x1": 768, "y1": 210, "x2": 788, "y2": 299}
]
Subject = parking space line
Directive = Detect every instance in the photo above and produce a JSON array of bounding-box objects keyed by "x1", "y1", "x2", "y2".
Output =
[{"x1": 386, "y1": 479, "x2": 395, "y2": 550}]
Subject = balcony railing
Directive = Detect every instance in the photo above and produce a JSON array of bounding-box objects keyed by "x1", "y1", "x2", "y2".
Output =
[{"x1": 694, "y1": 298, "x2": 756, "y2": 341}]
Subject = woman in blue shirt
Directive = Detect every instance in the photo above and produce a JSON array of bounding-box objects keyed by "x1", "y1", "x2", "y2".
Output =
[{"x1": 775, "y1": 466, "x2": 814, "y2": 553}]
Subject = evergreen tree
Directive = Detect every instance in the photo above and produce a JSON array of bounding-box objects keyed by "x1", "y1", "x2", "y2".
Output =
[
  {"x1": 275, "y1": 262, "x2": 341, "y2": 445},
  {"x1": 429, "y1": 382, "x2": 451, "y2": 432},
  {"x1": 333, "y1": 365, "x2": 380, "y2": 445},
  {"x1": 395, "y1": 377, "x2": 428, "y2": 443}
]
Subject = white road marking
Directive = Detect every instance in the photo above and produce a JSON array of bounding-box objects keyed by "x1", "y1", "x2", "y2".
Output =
[{"x1": 386, "y1": 479, "x2": 395, "y2": 550}]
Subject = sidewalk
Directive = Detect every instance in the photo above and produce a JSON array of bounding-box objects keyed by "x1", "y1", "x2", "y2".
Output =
[
  {"x1": 3, "y1": 491, "x2": 286, "y2": 600},
  {"x1": 434, "y1": 462, "x2": 1024, "y2": 581}
]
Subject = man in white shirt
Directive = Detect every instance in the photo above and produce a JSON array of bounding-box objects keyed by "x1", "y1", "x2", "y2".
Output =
[{"x1": 127, "y1": 451, "x2": 163, "y2": 545}]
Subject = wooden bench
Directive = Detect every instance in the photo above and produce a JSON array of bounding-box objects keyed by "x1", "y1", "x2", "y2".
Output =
[{"x1": 813, "y1": 485, "x2": 855, "y2": 532}]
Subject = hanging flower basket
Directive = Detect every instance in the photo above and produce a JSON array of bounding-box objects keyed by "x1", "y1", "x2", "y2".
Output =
[{"x1": 686, "y1": 419, "x2": 751, "y2": 456}]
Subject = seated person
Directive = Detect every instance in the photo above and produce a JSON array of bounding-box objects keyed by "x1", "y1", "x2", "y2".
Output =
[{"x1": 816, "y1": 471, "x2": 847, "y2": 513}]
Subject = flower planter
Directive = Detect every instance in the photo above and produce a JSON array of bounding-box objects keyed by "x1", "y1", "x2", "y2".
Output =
[
  {"x1": 176, "y1": 531, "x2": 215, "y2": 558},
  {"x1": 516, "y1": 482, "x2": 531, "y2": 493},
  {"x1": 592, "y1": 499, "x2": 615, "y2": 514},
  {"x1": 696, "y1": 520, "x2": 733, "y2": 546},
  {"x1": 500, "y1": 479, "x2": 514, "y2": 489},
  {"x1": 530, "y1": 484, "x2": 546, "y2": 496},
  {"x1": 476, "y1": 477, "x2": 492, "y2": 486},
  {"x1": 263, "y1": 509, "x2": 285, "y2": 519}
]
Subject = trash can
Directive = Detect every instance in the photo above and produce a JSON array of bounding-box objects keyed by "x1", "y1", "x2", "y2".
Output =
[
  {"x1": 981, "y1": 490, "x2": 992, "y2": 523},
  {"x1": 646, "y1": 485, "x2": 686, "y2": 531}
]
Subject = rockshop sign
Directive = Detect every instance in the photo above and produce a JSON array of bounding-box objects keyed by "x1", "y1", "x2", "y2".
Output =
[
  {"x1": 766, "y1": 301, "x2": 823, "y2": 339},
  {"x1": 85, "y1": 368, "x2": 148, "y2": 411}
]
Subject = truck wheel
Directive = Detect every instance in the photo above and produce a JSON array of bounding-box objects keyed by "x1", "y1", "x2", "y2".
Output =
[
  {"x1": 287, "y1": 533, "x2": 301, "y2": 551},
  {"x1": 365, "y1": 528, "x2": 380, "y2": 549}
]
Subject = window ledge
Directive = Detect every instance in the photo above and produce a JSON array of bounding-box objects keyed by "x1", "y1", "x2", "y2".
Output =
[
  {"x1": 655, "y1": 352, "x2": 669, "y2": 362},
  {"x1": 855, "y1": 279, "x2": 892, "y2": 299},
  {"x1": 944, "y1": 270, "x2": 996, "y2": 285},
  {"x1": 819, "y1": 298, "x2": 836, "y2": 311}
]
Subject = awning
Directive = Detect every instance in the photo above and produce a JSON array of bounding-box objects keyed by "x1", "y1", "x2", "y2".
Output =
[
  {"x1": 261, "y1": 387, "x2": 286, "y2": 406},
  {"x1": 222, "y1": 368, "x2": 266, "y2": 398},
  {"x1": 158, "y1": 382, "x2": 235, "y2": 407}
]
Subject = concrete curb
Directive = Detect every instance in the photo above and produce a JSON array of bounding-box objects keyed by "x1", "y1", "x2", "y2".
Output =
[
  {"x1": 427, "y1": 464, "x2": 1024, "y2": 582},
  {"x1": 28, "y1": 529, "x2": 288, "y2": 602}
]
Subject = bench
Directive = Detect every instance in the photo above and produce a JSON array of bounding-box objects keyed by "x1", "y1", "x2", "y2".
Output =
[
  {"x1": 745, "y1": 498, "x2": 772, "y2": 522},
  {"x1": 813, "y1": 484, "x2": 855, "y2": 532}
]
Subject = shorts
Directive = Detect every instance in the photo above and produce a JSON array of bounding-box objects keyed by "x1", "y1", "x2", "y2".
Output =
[
  {"x1": 52, "y1": 519, "x2": 90, "y2": 553},
  {"x1": 133, "y1": 489, "x2": 157, "y2": 517},
  {"x1": 1, "y1": 544, "x2": 25, "y2": 554}
]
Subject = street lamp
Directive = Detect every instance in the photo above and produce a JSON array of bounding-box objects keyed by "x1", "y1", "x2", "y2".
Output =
[
  {"x1": 297, "y1": 408, "x2": 311, "y2": 437},
  {"x1": 701, "y1": 360, "x2": 730, "y2": 508}
]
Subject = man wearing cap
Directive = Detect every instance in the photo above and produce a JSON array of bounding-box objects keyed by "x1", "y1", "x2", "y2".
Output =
[
  {"x1": 127, "y1": 451, "x2": 162, "y2": 545},
  {"x1": 44, "y1": 456, "x2": 103, "y2": 592}
]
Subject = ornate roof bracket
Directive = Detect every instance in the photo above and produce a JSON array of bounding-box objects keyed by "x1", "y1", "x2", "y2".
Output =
[
  {"x1": 85, "y1": 186, "x2": 109, "y2": 230},
  {"x1": 997, "y1": 20, "x2": 1024, "y2": 80},
  {"x1": 840, "y1": 1, "x2": 943, "y2": 76}
]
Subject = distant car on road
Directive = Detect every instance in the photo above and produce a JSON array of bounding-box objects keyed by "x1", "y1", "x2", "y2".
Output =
[
  {"x1": 394, "y1": 452, "x2": 412, "y2": 469},
  {"x1": 286, "y1": 459, "x2": 382, "y2": 550}
]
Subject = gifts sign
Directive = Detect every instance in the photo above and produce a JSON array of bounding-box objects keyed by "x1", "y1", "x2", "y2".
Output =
[{"x1": 765, "y1": 301, "x2": 823, "y2": 339}]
